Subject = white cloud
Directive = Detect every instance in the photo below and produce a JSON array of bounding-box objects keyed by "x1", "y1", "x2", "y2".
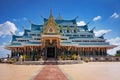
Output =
[
  {"x1": 110, "y1": 12, "x2": 119, "y2": 19},
  {"x1": 94, "y1": 29, "x2": 111, "y2": 37},
  {"x1": 0, "y1": 21, "x2": 17, "y2": 37},
  {"x1": 93, "y1": 16, "x2": 101, "y2": 21},
  {"x1": 18, "y1": 31, "x2": 24, "y2": 36},
  {"x1": 0, "y1": 43, "x2": 11, "y2": 58},
  {"x1": 107, "y1": 37, "x2": 120, "y2": 45},
  {"x1": 107, "y1": 37, "x2": 120, "y2": 55},
  {"x1": 77, "y1": 21, "x2": 86, "y2": 26}
]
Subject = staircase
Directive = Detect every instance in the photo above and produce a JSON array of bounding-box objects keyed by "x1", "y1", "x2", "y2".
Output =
[{"x1": 44, "y1": 58, "x2": 58, "y2": 65}]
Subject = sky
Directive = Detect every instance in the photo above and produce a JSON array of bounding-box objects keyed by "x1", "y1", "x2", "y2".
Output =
[{"x1": 0, "y1": 0, "x2": 120, "y2": 58}]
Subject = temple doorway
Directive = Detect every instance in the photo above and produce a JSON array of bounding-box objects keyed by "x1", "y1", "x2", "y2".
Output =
[{"x1": 47, "y1": 47, "x2": 55, "y2": 58}]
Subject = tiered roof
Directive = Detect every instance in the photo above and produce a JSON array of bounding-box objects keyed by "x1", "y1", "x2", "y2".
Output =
[{"x1": 7, "y1": 12, "x2": 115, "y2": 49}]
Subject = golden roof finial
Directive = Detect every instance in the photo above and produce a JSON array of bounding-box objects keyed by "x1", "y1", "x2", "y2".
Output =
[{"x1": 50, "y1": 9, "x2": 52, "y2": 16}]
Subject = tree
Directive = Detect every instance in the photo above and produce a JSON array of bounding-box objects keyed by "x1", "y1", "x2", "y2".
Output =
[
  {"x1": 117, "y1": 50, "x2": 120, "y2": 54},
  {"x1": 115, "y1": 50, "x2": 120, "y2": 57}
]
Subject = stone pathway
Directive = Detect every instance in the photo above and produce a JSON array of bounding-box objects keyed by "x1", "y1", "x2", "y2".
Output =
[{"x1": 34, "y1": 65, "x2": 68, "y2": 80}]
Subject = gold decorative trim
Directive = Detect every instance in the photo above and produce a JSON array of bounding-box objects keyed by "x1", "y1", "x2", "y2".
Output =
[{"x1": 42, "y1": 12, "x2": 59, "y2": 34}]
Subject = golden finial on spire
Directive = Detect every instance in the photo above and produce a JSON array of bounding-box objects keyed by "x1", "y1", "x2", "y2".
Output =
[{"x1": 50, "y1": 9, "x2": 52, "y2": 16}]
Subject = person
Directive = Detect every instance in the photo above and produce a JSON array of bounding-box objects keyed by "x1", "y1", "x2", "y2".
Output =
[
  {"x1": 42, "y1": 52, "x2": 44, "y2": 56},
  {"x1": 19, "y1": 55, "x2": 23, "y2": 64},
  {"x1": 77, "y1": 54, "x2": 80, "y2": 60},
  {"x1": 90, "y1": 57, "x2": 93, "y2": 61}
]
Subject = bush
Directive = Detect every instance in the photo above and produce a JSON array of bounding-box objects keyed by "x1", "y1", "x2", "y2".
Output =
[
  {"x1": 117, "y1": 50, "x2": 120, "y2": 54},
  {"x1": 63, "y1": 54, "x2": 67, "y2": 60},
  {"x1": 71, "y1": 54, "x2": 77, "y2": 60},
  {"x1": 115, "y1": 54, "x2": 120, "y2": 57},
  {"x1": 84, "y1": 57, "x2": 89, "y2": 63},
  {"x1": 7, "y1": 59, "x2": 14, "y2": 64}
]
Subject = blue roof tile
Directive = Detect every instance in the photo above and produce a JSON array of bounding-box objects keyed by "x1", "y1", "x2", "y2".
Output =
[
  {"x1": 23, "y1": 29, "x2": 30, "y2": 36},
  {"x1": 31, "y1": 24, "x2": 43, "y2": 31},
  {"x1": 77, "y1": 25, "x2": 88, "y2": 31},
  {"x1": 12, "y1": 35, "x2": 23, "y2": 41},
  {"x1": 44, "y1": 18, "x2": 76, "y2": 25}
]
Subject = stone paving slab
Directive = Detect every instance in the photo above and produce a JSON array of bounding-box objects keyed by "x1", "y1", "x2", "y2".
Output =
[{"x1": 34, "y1": 65, "x2": 68, "y2": 80}]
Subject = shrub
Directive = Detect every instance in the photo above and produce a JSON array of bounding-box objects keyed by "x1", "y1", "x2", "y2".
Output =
[
  {"x1": 7, "y1": 59, "x2": 14, "y2": 64},
  {"x1": 63, "y1": 54, "x2": 67, "y2": 60},
  {"x1": 84, "y1": 57, "x2": 89, "y2": 63},
  {"x1": 71, "y1": 54, "x2": 77, "y2": 60},
  {"x1": 115, "y1": 54, "x2": 120, "y2": 57}
]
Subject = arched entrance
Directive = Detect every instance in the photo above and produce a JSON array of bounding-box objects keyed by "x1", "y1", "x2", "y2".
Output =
[
  {"x1": 47, "y1": 47, "x2": 55, "y2": 58},
  {"x1": 42, "y1": 37, "x2": 60, "y2": 60}
]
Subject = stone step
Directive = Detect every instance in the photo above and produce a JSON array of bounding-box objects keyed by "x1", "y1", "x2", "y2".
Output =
[
  {"x1": 14, "y1": 61, "x2": 44, "y2": 65},
  {"x1": 44, "y1": 58, "x2": 58, "y2": 65}
]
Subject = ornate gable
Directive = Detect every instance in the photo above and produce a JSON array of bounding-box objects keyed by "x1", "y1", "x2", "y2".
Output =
[{"x1": 43, "y1": 11, "x2": 59, "y2": 34}]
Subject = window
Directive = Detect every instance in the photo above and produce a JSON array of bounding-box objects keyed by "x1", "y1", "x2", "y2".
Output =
[
  {"x1": 37, "y1": 34, "x2": 40, "y2": 36},
  {"x1": 80, "y1": 35, "x2": 86, "y2": 38},
  {"x1": 87, "y1": 35, "x2": 93, "y2": 38},
  {"x1": 61, "y1": 38, "x2": 67, "y2": 40},
  {"x1": 30, "y1": 34, "x2": 36, "y2": 36},
  {"x1": 66, "y1": 34, "x2": 71, "y2": 36},
  {"x1": 18, "y1": 40, "x2": 29, "y2": 42},
  {"x1": 34, "y1": 38, "x2": 41, "y2": 40},
  {"x1": 83, "y1": 40, "x2": 89, "y2": 42},
  {"x1": 74, "y1": 30, "x2": 77, "y2": 33},
  {"x1": 60, "y1": 30, "x2": 62, "y2": 33},
  {"x1": 73, "y1": 35, "x2": 79, "y2": 37},
  {"x1": 72, "y1": 40, "x2": 81, "y2": 42},
  {"x1": 67, "y1": 30, "x2": 69, "y2": 33},
  {"x1": 91, "y1": 40, "x2": 97, "y2": 42}
]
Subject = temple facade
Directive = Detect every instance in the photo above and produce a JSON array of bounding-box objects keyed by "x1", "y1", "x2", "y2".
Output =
[{"x1": 6, "y1": 11, "x2": 116, "y2": 61}]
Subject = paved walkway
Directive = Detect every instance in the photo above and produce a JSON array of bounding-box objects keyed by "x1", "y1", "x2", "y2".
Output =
[{"x1": 34, "y1": 65, "x2": 68, "y2": 80}]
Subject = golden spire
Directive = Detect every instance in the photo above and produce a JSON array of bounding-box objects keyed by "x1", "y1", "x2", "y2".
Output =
[
  {"x1": 46, "y1": 9, "x2": 55, "y2": 26},
  {"x1": 42, "y1": 9, "x2": 59, "y2": 34},
  {"x1": 50, "y1": 9, "x2": 52, "y2": 16}
]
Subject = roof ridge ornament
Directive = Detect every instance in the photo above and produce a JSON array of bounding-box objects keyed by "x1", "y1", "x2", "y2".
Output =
[
  {"x1": 91, "y1": 26, "x2": 96, "y2": 31},
  {"x1": 98, "y1": 33, "x2": 105, "y2": 39},
  {"x1": 24, "y1": 18, "x2": 32, "y2": 24},
  {"x1": 9, "y1": 31, "x2": 14, "y2": 35},
  {"x1": 86, "y1": 22, "x2": 90, "y2": 25},
  {"x1": 28, "y1": 20, "x2": 32, "y2": 24},
  {"x1": 74, "y1": 16, "x2": 79, "y2": 20},
  {"x1": 90, "y1": 26, "x2": 95, "y2": 33},
  {"x1": 102, "y1": 33, "x2": 105, "y2": 36},
  {"x1": 59, "y1": 12, "x2": 60, "y2": 17},
  {"x1": 56, "y1": 12, "x2": 64, "y2": 20},
  {"x1": 22, "y1": 26, "x2": 26, "y2": 30},
  {"x1": 40, "y1": 15, "x2": 44, "y2": 19}
]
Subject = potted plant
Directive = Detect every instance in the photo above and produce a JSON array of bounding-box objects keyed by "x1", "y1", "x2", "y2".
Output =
[
  {"x1": 23, "y1": 54, "x2": 27, "y2": 61},
  {"x1": 7, "y1": 59, "x2": 14, "y2": 64},
  {"x1": 71, "y1": 54, "x2": 77, "y2": 60},
  {"x1": 84, "y1": 57, "x2": 89, "y2": 63},
  {"x1": 63, "y1": 54, "x2": 67, "y2": 60},
  {"x1": 40, "y1": 56, "x2": 43, "y2": 61}
]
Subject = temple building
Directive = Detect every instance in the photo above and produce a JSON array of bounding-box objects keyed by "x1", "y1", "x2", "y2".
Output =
[{"x1": 6, "y1": 11, "x2": 116, "y2": 61}]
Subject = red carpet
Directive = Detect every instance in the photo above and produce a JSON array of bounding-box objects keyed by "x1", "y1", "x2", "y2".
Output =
[{"x1": 34, "y1": 65, "x2": 68, "y2": 80}]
